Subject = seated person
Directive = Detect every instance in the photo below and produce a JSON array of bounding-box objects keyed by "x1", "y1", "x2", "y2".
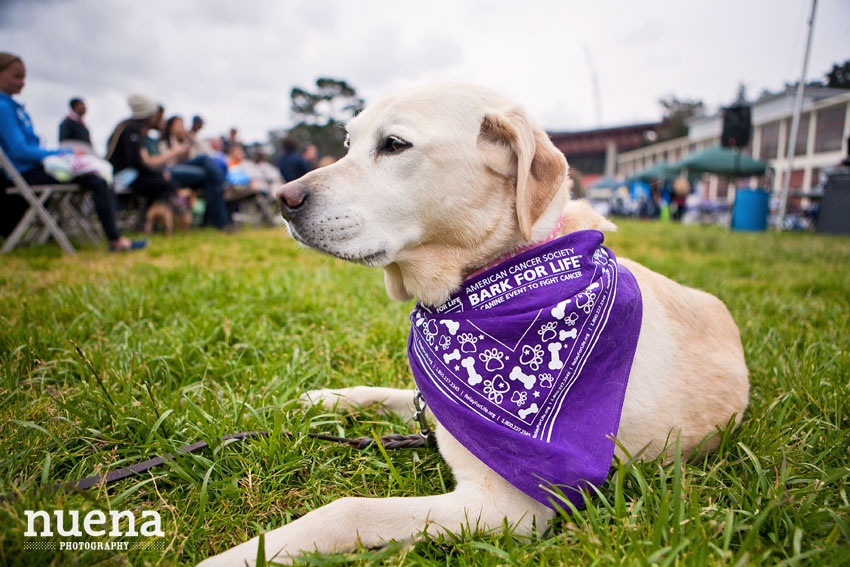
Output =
[
  {"x1": 106, "y1": 95, "x2": 177, "y2": 215},
  {"x1": 159, "y1": 115, "x2": 233, "y2": 231},
  {"x1": 225, "y1": 145, "x2": 256, "y2": 188},
  {"x1": 0, "y1": 52, "x2": 143, "y2": 251},
  {"x1": 187, "y1": 114, "x2": 215, "y2": 157},
  {"x1": 244, "y1": 148, "x2": 282, "y2": 192}
]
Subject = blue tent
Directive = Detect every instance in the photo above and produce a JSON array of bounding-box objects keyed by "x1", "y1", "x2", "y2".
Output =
[{"x1": 589, "y1": 177, "x2": 627, "y2": 190}]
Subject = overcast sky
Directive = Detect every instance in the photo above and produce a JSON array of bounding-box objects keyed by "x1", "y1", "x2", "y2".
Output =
[{"x1": 2, "y1": 0, "x2": 848, "y2": 154}]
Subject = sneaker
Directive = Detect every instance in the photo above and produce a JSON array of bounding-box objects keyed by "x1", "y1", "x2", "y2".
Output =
[{"x1": 109, "y1": 239, "x2": 147, "y2": 252}]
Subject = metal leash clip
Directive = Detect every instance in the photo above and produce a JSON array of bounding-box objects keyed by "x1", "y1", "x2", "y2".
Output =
[{"x1": 412, "y1": 390, "x2": 435, "y2": 447}]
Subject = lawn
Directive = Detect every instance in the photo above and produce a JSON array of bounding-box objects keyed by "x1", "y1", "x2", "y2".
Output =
[{"x1": 0, "y1": 221, "x2": 848, "y2": 567}]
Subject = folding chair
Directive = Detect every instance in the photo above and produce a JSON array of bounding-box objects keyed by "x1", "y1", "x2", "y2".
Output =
[
  {"x1": 225, "y1": 185, "x2": 280, "y2": 226},
  {"x1": 0, "y1": 146, "x2": 102, "y2": 254}
]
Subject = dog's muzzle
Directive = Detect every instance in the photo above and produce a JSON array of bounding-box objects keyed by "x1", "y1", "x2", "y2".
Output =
[{"x1": 274, "y1": 181, "x2": 309, "y2": 221}]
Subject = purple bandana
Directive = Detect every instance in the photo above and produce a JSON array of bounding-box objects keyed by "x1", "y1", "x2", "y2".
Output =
[{"x1": 407, "y1": 230, "x2": 642, "y2": 508}]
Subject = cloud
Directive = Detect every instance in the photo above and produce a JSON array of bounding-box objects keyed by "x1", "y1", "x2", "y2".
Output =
[{"x1": 2, "y1": 0, "x2": 848, "y2": 152}]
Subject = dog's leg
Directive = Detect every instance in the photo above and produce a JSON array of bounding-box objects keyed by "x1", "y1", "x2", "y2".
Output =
[
  {"x1": 302, "y1": 386, "x2": 419, "y2": 421},
  {"x1": 197, "y1": 427, "x2": 554, "y2": 567},
  {"x1": 165, "y1": 208, "x2": 174, "y2": 237}
]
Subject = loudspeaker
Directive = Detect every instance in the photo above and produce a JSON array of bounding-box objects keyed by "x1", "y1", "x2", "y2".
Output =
[{"x1": 722, "y1": 105, "x2": 752, "y2": 148}]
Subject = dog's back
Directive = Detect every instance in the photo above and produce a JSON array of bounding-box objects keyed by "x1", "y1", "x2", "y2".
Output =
[{"x1": 560, "y1": 199, "x2": 748, "y2": 458}]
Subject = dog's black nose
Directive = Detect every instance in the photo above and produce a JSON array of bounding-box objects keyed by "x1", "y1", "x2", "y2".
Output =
[{"x1": 275, "y1": 182, "x2": 309, "y2": 219}]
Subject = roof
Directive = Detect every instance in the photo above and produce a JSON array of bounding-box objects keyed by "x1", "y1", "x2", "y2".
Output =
[{"x1": 548, "y1": 122, "x2": 661, "y2": 155}]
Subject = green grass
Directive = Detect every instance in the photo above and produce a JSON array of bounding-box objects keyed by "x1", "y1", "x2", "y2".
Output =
[{"x1": 0, "y1": 221, "x2": 848, "y2": 567}]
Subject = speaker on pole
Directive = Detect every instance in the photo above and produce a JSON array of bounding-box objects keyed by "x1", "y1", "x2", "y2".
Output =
[{"x1": 722, "y1": 104, "x2": 752, "y2": 148}]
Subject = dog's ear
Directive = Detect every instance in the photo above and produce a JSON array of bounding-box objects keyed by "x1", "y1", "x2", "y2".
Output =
[
  {"x1": 383, "y1": 262, "x2": 413, "y2": 302},
  {"x1": 478, "y1": 108, "x2": 568, "y2": 241}
]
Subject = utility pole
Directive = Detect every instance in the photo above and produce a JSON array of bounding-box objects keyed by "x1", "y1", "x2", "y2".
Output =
[
  {"x1": 582, "y1": 43, "x2": 602, "y2": 128},
  {"x1": 776, "y1": 0, "x2": 817, "y2": 231}
]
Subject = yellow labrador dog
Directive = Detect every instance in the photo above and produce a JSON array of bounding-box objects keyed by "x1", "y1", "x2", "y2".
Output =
[{"x1": 199, "y1": 84, "x2": 749, "y2": 566}]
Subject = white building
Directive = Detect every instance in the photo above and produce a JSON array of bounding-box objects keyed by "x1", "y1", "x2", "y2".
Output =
[{"x1": 617, "y1": 87, "x2": 850, "y2": 204}]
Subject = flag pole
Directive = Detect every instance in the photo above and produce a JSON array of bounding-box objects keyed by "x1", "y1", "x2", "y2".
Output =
[{"x1": 776, "y1": 0, "x2": 818, "y2": 231}]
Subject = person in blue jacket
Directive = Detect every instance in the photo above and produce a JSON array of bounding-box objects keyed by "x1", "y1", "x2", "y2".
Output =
[{"x1": 0, "y1": 52, "x2": 143, "y2": 251}]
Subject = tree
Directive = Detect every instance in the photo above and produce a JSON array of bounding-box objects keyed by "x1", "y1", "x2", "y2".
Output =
[
  {"x1": 655, "y1": 96, "x2": 705, "y2": 143},
  {"x1": 282, "y1": 78, "x2": 365, "y2": 159},
  {"x1": 826, "y1": 59, "x2": 850, "y2": 89}
]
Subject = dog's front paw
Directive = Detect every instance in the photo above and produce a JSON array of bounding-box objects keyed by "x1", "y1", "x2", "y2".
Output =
[
  {"x1": 196, "y1": 539, "x2": 295, "y2": 567},
  {"x1": 299, "y1": 388, "x2": 347, "y2": 411}
]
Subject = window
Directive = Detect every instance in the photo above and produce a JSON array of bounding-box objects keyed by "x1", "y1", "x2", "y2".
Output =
[
  {"x1": 811, "y1": 167, "x2": 822, "y2": 190},
  {"x1": 778, "y1": 169, "x2": 805, "y2": 190},
  {"x1": 815, "y1": 105, "x2": 846, "y2": 153},
  {"x1": 794, "y1": 113, "x2": 810, "y2": 156},
  {"x1": 759, "y1": 121, "x2": 780, "y2": 159}
]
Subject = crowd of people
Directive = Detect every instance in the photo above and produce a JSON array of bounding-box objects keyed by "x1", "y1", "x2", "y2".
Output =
[{"x1": 0, "y1": 52, "x2": 331, "y2": 253}]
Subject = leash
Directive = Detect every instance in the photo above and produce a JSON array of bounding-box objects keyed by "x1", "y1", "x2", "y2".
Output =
[{"x1": 0, "y1": 393, "x2": 434, "y2": 503}]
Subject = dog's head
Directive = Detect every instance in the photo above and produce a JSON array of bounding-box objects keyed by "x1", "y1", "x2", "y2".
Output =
[{"x1": 275, "y1": 83, "x2": 570, "y2": 306}]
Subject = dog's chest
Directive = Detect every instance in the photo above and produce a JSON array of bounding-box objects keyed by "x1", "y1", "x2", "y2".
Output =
[{"x1": 407, "y1": 230, "x2": 642, "y2": 507}]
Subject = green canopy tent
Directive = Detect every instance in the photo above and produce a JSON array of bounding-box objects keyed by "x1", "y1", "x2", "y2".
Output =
[
  {"x1": 632, "y1": 162, "x2": 678, "y2": 182},
  {"x1": 671, "y1": 146, "x2": 773, "y2": 231},
  {"x1": 670, "y1": 146, "x2": 770, "y2": 176}
]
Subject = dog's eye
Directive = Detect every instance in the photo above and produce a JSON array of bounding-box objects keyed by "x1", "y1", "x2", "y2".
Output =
[{"x1": 379, "y1": 135, "x2": 412, "y2": 155}]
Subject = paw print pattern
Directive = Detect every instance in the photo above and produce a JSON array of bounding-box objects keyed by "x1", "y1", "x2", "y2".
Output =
[
  {"x1": 422, "y1": 319, "x2": 439, "y2": 345},
  {"x1": 538, "y1": 373, "x2": 553, "y2": 388},
  {"x1": 576, "y1": 282, "x2": 600, "y2": 314},
  {"x1": 458, "y1": 333, "x2": 479, "y2": 353},
  {"x1": 511, "y1": 390, "x2": 528, "y2": 406},
  {"x1": 575, "y1": 291, "x2": 597, "y2": 314},
  {"x1": 519, "y1": 344, "x2": 545, "y2": 371},
  {"x1": 438, "y1": 335, "x2": 452, "y2": 351},
  {"x1": 538, "y1": 321, "x2": 558, "y2": 342},
  {"x1": 483, "y1": 375, "x2": 510, "y2": 404},
  {"x1": 479, "y1": 348, "x2": 505, "y2": 371},
  {"x1": 593, "y1": 248, "x2": 609, "y2": 265},
  {"x1": 564, "y1": 312, "x2": 579, "y2": 327}
]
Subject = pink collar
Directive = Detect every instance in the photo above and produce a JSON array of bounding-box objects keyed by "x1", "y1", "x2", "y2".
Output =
[{"x1": 464, "y1": 215, "x2": 564, "y2": 281}]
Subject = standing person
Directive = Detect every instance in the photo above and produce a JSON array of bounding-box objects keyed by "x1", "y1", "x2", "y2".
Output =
[
  {"x1": 58, "y1": 97, "x2": 91, "y2": 147},
  {"x1": 106, "y1": 94, "x2": 177, "y2": 210},
  {"x1": 0, "y1": 52, "x2": 144, "y2": 251},
  {"x1": 275, "y1": 136, "x2": 310, "y2": 181}
]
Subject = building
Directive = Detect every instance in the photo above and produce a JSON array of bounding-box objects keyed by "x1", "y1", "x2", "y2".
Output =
[
  {"x1": 616, "y1": 87, "x2": 850, "y2": 202},
  {"x1": 548, "y1": 123, "x2": 659, "y2": 187}
]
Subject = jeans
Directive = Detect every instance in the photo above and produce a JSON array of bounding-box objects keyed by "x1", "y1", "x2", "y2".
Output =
[{"x1": 168, "y1": 155, "x2": 231, "y2": 229}]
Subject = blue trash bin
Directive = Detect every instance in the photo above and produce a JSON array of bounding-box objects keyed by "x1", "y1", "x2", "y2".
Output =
[{"x1": 732, "y1": 188, "x2": 769, "y2": 231}]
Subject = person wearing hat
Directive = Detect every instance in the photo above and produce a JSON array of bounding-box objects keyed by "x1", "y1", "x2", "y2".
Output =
[
  {"x1": 0, "y1": 52, "x2": 144, "y2": 251},
  {"x1": 106, "y1": 94, "x2": 178, "y2": 210}
]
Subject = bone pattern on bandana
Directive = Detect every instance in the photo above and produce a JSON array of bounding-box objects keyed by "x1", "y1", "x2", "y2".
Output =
[{"x1": 407, "y1": 230, "x2": 642, "y2": 507}]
